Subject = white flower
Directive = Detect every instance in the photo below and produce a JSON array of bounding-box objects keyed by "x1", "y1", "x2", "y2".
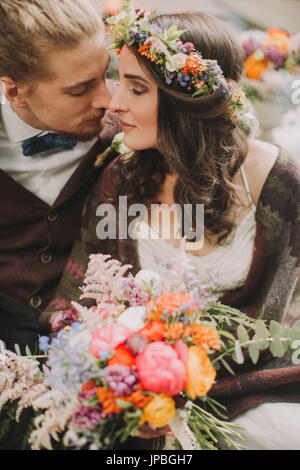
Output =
[
  {"x1": 134, "y1": 269, "x2": 160, "y2": 288},
  {"x1": 166, "y1": 53, "x2": 187, "y2": 72},
  {"x1": 148, "y1": 36, "x2": 171, "y2": 59},
  {"x1": 117, "y1": 306, "x2": 147, "y2": 332}
]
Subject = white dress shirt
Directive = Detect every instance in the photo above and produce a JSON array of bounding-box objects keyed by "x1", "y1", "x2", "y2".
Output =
[{"x1": 0, "y1": 101, "x2": 97, "y2": 206}]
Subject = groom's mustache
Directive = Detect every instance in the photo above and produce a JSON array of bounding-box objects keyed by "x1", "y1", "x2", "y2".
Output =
[{"x1": 84, "y1": 109, "x2": 106, "y2": 122}]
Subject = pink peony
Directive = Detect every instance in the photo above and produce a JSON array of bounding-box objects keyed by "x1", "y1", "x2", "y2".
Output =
[
  {"x1": 89, "y1": 324, "x2": 131, "y2": 358},
  {"x1": 135, "y1": 341, "x2": 187, "y2": 396},
  {"x1": 174, "y1": 340, "x2": 189, "y2": 363}
]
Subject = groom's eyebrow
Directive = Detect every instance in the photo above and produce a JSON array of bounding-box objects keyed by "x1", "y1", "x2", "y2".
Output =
[
  {"x1": 62, "y1": 57, "x2": 111, "y2": 91},
  {"x1": 62, "y1": 78, "x2": 96, "y2": 92},
  {"x1": 123, "y1": 73, "x2": 150, "y2": 84}
]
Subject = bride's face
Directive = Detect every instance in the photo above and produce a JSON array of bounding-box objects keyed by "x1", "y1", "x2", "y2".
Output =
[{"x1": 109, "y1": 45, "x2": 158, "y2": 150}]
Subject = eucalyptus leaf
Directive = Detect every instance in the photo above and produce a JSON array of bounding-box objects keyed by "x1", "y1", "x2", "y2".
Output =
[
  {"x1": 269, "y1": 320, "x2": 283, "y2": 338},
  {"x1": 220, "y1": 330, "x2": 236, "y2": 341},
  {"x1": 248, "y1": 342, "x2": 260, "y2": 364},
  {"x1": 233, "y1": 340, "x2": 244, "y2": 364},
  {"x1": 237, "y1": 325, "x2": 249, "y2": 344},
  {"x1": 254, "y1": 320, "x2": 269, "y2": 341},
  {"x1": 269, "y1": 335, "x2": 285, "y2": 357},
  {"x1": 293, "y1": 320, "x2": 300, "y2": 330},
  {"x1": 252, "y1": 333, "x2": 269, "y2": 350}
]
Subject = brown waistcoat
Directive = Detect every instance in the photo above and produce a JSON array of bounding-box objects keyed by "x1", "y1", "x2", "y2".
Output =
[{"x1": 0, "y1": 128, "x2": 117, "y2": 312}]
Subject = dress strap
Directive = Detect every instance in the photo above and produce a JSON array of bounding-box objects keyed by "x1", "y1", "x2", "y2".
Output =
[{"x1": 240, "y1": 164, "x2": 256, "y2": 210}]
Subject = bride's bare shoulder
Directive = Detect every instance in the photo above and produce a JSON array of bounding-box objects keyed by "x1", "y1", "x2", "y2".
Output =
[{"x1": 243, "y1": 138, "x2": 280, "y2": 206}]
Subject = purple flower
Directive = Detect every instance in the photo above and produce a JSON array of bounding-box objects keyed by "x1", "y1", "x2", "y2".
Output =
[
  {"x1": 50, "y1": 307, "x2": 79, "y2": 333},
  {"x1": 180, "y1": 42, "x2": 195, "y2": 54},
  {"x1": 101, "y1": 365, "x2": 138, "y2": 396},
  {"x1": 262, "y1": 44, "x2": 287, "y2": 69},
  {"x1": 242, "y1": 39, "x2": 260, "y2": 57},
  {"x1": 72, "y1": 404, "x2": 105, "y2": 431}
]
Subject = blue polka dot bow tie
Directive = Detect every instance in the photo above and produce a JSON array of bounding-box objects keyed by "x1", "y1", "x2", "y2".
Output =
[{"x1": 22, "y1": 133, "x2": 77, "y2": 157}]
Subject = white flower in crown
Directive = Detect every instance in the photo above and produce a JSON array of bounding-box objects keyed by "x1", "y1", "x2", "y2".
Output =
[
  {"x1": 147, "y1": 36, "x2": 171, "y2": 59},
  {"x1": 166, "y1": 52, "x2": 188, "y2": 73}
]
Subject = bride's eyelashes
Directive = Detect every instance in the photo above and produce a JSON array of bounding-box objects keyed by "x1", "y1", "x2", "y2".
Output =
[{"x1": 128, "y1": 84, "x2": 148, "y2": 95}]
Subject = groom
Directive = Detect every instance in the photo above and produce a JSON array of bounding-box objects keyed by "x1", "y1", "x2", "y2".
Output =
[{"x1": 0, "y1": 0, "x2": 120, "y2": 352}]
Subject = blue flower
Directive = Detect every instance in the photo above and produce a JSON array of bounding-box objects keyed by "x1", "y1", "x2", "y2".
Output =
[
  {"x1": 99, "y1": 350, "x2": 110, "y2": 361},
  {"x1": 39, "y1": 335, "x2": 50, "y2": 353}
]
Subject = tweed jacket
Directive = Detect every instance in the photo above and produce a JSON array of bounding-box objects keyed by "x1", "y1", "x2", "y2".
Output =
[{"x1": 40, "y1": 146, "x2": 300, "y2": 420}]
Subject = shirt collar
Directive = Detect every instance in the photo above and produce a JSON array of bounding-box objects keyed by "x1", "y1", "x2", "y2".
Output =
[{"x1": 1, "y1": 101, "x2": 44, "y2": 143}]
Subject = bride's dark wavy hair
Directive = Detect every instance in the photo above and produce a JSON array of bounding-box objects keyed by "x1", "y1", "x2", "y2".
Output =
[{"x1": 114, "y1": 11, "x2": 248, "y2": 243}]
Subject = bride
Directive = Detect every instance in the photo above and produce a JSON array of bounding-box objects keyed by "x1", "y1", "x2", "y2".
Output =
[{"x1": 40, "y1": 2, "x2": 300, "y2": 449}]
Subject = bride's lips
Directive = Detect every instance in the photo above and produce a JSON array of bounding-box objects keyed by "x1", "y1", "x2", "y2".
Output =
[{"x1": 120, "y1": 119, "x2": 136, "y2": 131}]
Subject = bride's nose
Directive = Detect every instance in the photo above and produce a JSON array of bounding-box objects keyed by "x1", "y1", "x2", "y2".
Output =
[{"x1": 109, "y1": 85, "x2": 127, "y2": 113}]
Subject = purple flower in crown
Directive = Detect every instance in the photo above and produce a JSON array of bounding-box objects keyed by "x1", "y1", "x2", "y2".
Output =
[
  {"x1": 129, "y1": 27, "x2": 147, "y2": 45},
  {"x1": 179, "y1": 42, "x2": 195, "y2": 54},
  {"x1": 177, "y1": 73, "x2": 191, "y2": 88}
]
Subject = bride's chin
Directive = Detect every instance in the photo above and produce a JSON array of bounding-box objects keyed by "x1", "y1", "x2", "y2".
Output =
[{"x1": 123, "y1": 135, "x2": 157, "y2": 152}]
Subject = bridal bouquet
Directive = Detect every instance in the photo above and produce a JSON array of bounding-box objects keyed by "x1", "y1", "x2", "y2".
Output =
[{"x1": 1, "y1": 244, "x2": 300, "y2": 450}]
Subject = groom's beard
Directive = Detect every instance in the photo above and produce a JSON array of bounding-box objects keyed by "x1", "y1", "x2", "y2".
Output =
[{"x1": 55, "y1": 111, "x2": 106, "y2": 142}]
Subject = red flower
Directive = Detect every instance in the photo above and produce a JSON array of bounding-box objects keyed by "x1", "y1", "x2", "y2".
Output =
[{"x1": 108, "y1": 345, "x2": 135, "y2": 367}]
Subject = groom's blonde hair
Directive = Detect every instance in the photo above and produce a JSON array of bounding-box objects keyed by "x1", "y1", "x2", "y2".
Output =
[{"x1": 0, "y1": 0, "x2": 104, "y2": 84}]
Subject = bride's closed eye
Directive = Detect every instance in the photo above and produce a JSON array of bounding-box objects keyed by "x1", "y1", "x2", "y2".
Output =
[{"x1": 128, "y1": 85, "x2": 147, "y2": 95}]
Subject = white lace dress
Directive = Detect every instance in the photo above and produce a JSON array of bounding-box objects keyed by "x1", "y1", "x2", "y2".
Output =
[{"x1": 135, "y1": 165, "x2": 300, "y2": 450}]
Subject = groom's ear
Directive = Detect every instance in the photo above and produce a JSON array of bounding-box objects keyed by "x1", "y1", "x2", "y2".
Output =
[{"x1": 0, "y1": 76, "x2": 30, "y2": 108}]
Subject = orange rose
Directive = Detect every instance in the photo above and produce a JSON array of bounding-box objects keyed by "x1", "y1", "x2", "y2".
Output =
[
  {"x1": 141, "y1": 394, "x2": 176, "y2": 427},
  {"x1": 184, "y1": 346, "x2": 216, "y2": 399},
  {"x1": 107, "y1": 345, "x2": 135, "y2": 367},
  {"x1": 138, "y1": 321, "x2": 166, "y2": 342},
  {"x1": 244, "y1": 54, "x2": 268, "y2": 80}
]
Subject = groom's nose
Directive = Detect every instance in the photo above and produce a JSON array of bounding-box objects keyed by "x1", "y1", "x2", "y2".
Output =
[
  {"x1": 109, "y1": 84, "x2": 127, "y2": 113},
  {"x1": 91, "y1": 80, "x2": 111, "y2": 110}
]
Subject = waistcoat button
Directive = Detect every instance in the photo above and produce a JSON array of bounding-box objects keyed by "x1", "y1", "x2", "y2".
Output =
[
  {"x1": 30, "y1": 296, "x2": 42, "y2": 308},
  {"x1": 40, "y1": 251, "x2": 53, "y2": 264},
  {"x1": 47, "y1": 211, "x2": 58, "y2": 222}
]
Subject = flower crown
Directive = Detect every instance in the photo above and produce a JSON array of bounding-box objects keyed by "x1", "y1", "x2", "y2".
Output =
[{"x1": 106, "y1": 0, "x2": 248, "y2": 121}]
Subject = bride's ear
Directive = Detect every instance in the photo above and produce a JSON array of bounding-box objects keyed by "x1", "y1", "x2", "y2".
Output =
[{"x1": 0, "y1": 76, "x2": 29, "y2": 108}]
